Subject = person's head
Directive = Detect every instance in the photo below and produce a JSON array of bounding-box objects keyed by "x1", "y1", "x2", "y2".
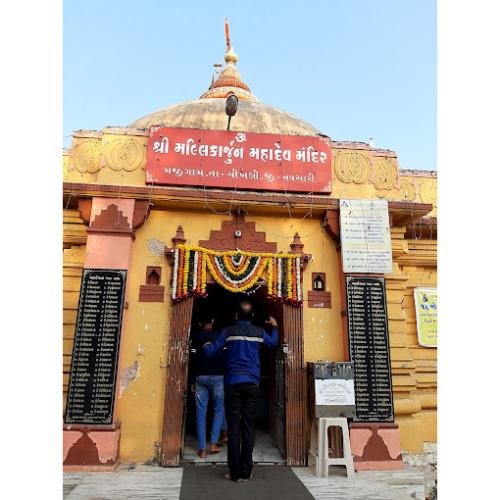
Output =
[
  {"x1": 236, "y1": 300, "x2": 254, "y2": 322},
  {"x1": 199, "y1": 315, "x2": 215, "y2": 331}
]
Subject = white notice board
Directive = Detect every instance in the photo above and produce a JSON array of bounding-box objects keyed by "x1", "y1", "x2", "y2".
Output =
[
  {"x1": 340, "y1": 199, "x2": 393, "y2": 274},
  {"x1": 315, "y1": 379, "x2": 355, "y2": 406}
]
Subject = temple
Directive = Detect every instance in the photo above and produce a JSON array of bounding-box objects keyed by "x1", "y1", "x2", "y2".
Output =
[{"x1": 63, "y1": 21, "x2": 437, "y2": 470}]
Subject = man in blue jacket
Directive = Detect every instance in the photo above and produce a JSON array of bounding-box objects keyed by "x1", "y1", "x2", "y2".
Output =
[{"x1": 204, "y1": 300, "x2": 278, "y2": 482}]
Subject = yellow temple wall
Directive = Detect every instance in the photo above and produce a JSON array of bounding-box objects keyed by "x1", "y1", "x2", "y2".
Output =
[
  {"x1": 62, "y1": 209, "x2": 88, "y2": 412},
  {"x1": 63, "y1": 246, "x2": 85, "y2": 413},
  {"x1": 114, "y1": 209, "x2": 346, "y2": 462},
  {"x1": 112, "y1": 210, "x2": 170, "y2": 463},
  {"x1": 402, "y1": 263, "x2": 437, "y2": 447},
  {"x1": 63, "y1": 128, "x2": 438, "y2": 460}
]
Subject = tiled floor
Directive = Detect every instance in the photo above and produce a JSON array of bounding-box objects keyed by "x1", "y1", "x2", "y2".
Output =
[{"x1": 182, "y1": 430, "x2": 285, "y2": 464}]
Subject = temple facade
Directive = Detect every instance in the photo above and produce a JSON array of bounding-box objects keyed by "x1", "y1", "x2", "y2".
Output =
[{"x1": 62, "y1": 29, "x2": 437, "y2": 470}]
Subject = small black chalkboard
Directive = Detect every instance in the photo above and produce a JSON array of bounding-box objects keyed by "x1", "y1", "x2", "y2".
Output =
[
  {"x1": 346, "y1": 276, "x2": 394, "y2": 422},
  {"x1": 65, "y1": 269, "x2": 127, "y2": 425}
]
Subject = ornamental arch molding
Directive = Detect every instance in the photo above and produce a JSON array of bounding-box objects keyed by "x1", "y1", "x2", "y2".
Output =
[
  {"x1": 399, "y1": 178, "x2": 417, "y2": 201},
  {"x1": 333, "y1": 151, "x2": 371, "y2": 184},
  {"x1": 420, "y1": 179, "x2": 437, "y2": 208},
  {"x1": 372, "y1": 157, "x2": 399, "y2": 190},
  {"x1": 103, "y1": 138, "x2": 146, "y2": 172},
  {"x1": 70, "y1": 139, "x2": 102, "y2": 173}
]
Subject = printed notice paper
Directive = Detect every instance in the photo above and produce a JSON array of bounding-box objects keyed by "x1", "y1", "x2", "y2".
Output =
[
  {"x1": 340, "y1": 199, "x2": 393, "y2": 274},
  {"x1": 315, "y1": 379, "x2": 355, "y2": 406},
  {"x1": 414, "y1": 287, "x2": 437, "y2": 347}
]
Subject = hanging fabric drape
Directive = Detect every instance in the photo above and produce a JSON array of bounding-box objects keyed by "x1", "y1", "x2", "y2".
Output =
[{"x1": 171, "y1": 244, "x2": 302, "y2": 305}]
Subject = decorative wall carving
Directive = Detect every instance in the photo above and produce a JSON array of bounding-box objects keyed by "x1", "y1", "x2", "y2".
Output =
[
  {"x1": 199, "y1": 212, "x2": 277, "y2": 252},
  {"x1": 399, "y1": 178, "x2": 416, "y2": 201},
  {"x1": 85, "y1": 201, "x2": 150, "y2": 240},
  {"x1": 372, "y1": 158, "x2": 399, "y2": 190},
  {"x1": 334, "y1": 152, "x2": 371, "y2": 184},
  {"x1": 91, "y1": 203, "x2": 131, "y2": 230},
  {"x1": 70, "y1": 140, "x2": 102, "y2": 173},
  {"x1": 420, "y1": 179, "x2": 437, "y2": 207},
  {"x1": 103, "y1": 138, "x2": 146, "y2": 172}
]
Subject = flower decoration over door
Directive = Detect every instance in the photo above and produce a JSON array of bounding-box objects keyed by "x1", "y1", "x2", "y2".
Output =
[{"x1": 171, "y1": 244, "x2": 303, "y2": 305}]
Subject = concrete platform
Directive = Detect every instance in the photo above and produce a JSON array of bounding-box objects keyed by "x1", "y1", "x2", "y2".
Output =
[
  {"x1": 64, "y1": 467, "x2": 183, "y2": 499},
  {"x1": 182, "y1": 430, "x2": 284, "y2": 464},
  {"x1": 64, "y1": 463, "x2": 426, "y2": 499},
  {"x1": 293, "y1": 465, "x2": 425, "y2": 500}
]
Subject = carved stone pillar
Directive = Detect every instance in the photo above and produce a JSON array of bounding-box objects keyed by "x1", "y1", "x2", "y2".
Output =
[{"x1": 63, "y1": 197, "x2": 149, "y2": 470}]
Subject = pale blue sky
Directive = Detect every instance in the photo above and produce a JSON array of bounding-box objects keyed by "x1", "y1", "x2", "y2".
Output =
[{"x1": 64, "y1": 0, "x2": 436, "y2": 170}]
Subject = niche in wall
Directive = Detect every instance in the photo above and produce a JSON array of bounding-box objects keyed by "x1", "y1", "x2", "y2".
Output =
[
  {"x1": 308, "y1": 272, "x2": 332, "y2": 308},
  {"x1": 139, "y1": 266, "x2": 165, "y2": 302}
]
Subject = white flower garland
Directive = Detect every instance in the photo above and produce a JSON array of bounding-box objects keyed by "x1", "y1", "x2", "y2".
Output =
[
  {"x1": 192, "y1": 251, "x2": 198, "y2": 290},
  {"x1": 277, "y1": 258, "x2": 282, "y2": 298},
  {"x1": 296, "y1": 256, "x2": 302, "y2": 301},
  {"x1": 213, "y1": 255, "x2": 263, "y2": 285},
  {"x1": 172, "y1": 248, "x2": 179, "y2": 300}
]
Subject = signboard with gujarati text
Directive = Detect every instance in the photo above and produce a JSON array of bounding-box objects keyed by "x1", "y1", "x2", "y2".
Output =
[
  {"x1": 146, "y1": 126, "x2": 332, "y2": 193},
  {"x1": 346, "y1": 276, "x2": 394, "y2": 422},
  {"x1": 340, "y1": 199, "x2": 393, "y2": 274},
  {"x1": 414, "y1": 287, "x2": 437, "y2": 347},
  {"x1": 65, "y1": 269, "x2": 127, "y2": 424}
]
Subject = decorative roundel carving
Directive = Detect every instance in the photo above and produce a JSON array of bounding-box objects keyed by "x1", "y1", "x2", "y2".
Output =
[
  {"x1": 372, "y1": 158, "x2": 399, "y2": 190},
  {"x1": 420, "y1": 179, "x2": 437, "y2": 207},
  {"x1": 103, "y1": 138, "x2": 145, "y2": 172},
  {"x1": 399, "y1": 178, "x2": 416, "y2": 201},
  {"x1": 71, "y1": 139, "x2": 101, "y2": 173},
  {"x1": 334, "y1": 152, "x2": 371, "y2": 184}
]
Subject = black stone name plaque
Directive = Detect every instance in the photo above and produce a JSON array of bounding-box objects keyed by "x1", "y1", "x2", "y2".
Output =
[
  {"x1": 65, "y1": 269, "x2": 127, "y2": 424},
  {"x1": 346, "y1": 276, "x2": 394, "y2": 422}
]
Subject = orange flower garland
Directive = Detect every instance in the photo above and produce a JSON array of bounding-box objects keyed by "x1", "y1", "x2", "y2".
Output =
[{"x1": 171, "y1": 245, "x2": 303, "y2": 305}]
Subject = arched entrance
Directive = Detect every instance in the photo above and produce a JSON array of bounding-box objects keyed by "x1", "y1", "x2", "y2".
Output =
[{"x1": 160, "y1": 214, "x2": 307, "y2": 466}]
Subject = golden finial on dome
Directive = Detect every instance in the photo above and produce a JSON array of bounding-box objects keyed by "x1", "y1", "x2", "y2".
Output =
[
  {"x1": 224, "y1": 18, "x2": 239, "y2": 64},
  {"x1": 199, "y1": 18, "x2": 257, "y2": 101},
  {"x1": 225, "y1": 47, "x2": 239, "y2": 64}
]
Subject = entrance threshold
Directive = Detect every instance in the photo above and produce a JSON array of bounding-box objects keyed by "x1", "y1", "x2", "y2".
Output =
[{"x1": 182, "y1": 430, "x2": 285, "y2": 465}]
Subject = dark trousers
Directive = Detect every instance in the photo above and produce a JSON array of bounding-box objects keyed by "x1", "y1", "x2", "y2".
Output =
[{"x1": 225, "y1": 382, "x2": 260, "y2": 480}]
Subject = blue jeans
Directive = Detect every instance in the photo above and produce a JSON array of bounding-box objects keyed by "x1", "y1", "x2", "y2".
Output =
[{"x1": 195, "y1": 375, "x2": 226, "y2": 451}]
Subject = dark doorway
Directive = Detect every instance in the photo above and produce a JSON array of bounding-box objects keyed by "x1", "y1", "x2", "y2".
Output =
[{"x1": 182, "y1": 282, "x2": 285, "y2": 463}]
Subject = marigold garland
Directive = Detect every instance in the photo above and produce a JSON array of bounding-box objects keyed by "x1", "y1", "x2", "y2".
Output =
[
  {"x1": 183, "y1": 248, "x2": 190, "y2": 295},
  {"x1": 267, "y1": 259, "x2": 274, "y2": 296},
  {"x1": 171, "y1": 244, "x2": 303, "y2": 305},
  {"x1": 177, "y1": 248, "x2": 185, "y2": 297},
  {"x1": 222, "y1": 253, "x2": 252, "y2": 276}
]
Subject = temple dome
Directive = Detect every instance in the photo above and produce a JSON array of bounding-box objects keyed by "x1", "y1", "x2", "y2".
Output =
[
  {"x1": 129, "y1": 99, "x2": 324, "y2": 136},
  {"x1": 128, "y1": 21, "x2": 325, "y2": 137}
]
